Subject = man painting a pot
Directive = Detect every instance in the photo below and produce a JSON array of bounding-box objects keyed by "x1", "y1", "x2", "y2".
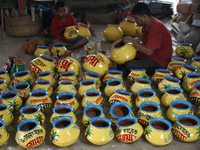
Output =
[
  {"x1": 117, "y1": 2, "x2": 172, "y2": 75},
  {"x1": 51, "y1": 1, "x2": 89, "y2": 50}
]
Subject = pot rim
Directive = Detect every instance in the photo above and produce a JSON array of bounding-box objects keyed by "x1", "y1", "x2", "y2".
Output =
[
  {"x1": 194, "y1": 82, "x2": 200, "y2": 90},
  {"x1": 36, "y1": 71, "x2": 52, "y2": 77},
  {"x1": 170, "y1": 100, "x2": 191, "y2": 110},
  {"x1": 0, "y1": 79, "x2": 6, "y2": 84},
  {"x1": 84, "y1": 90, "x2": 101, "y2": 97},
  {"x1": 149, "y1": 118, "x2": 172, "y2": 131},
  {"x1": 0, "y1": 104, "x2": 9, "y2": 110},
  {"x1": 106, "y1": 78, "x2": 122, "y2": 86},
  {"x1": 165, "y1": 87, "x2": 183, "y2": 95},
  {"x1": 177, "y1": 114, "x2": 200, "y2": 127},
  {"x1": 29, "y1": 90, "x2": 48, "y2": 97},
  {"x1": 85, "y1": 71, "x2": 101, "y2": 79},
  {"x1": 179, "y1": 43, "x2": 192, "y2": 46},
  {"x1": 58, "y1": 81, "x2": 74, "y2": 85},
  {"x1": 171, "y1": 57, "x2": 186, "y2": 62},
  {"x1": 20, "y1": 105, "x2": 41, "y2": 114},
  {"x1": 17, "y1": 119, "x2": 38, "y2": 132},
  {"x1": 112, "y1": 39, "x2": 125, "y2": 49},
  {"x1": 155, "y1": 68, "x2": 172, "y2": 74},
  {"x1": 137, "y1": 88, "x2": 156, "y2": 98},
  {"x1": 0, "y1": 120, "x2": 6, "y2": 129},
  {"x1": 116, "y1": 116, "x2": 138, "y2": 128},
  {"x1": 53, "y1": 42, "x2": 65, "y2": 47},
  {"x1": 106, "y1": 70, "x2": 123, "y2": 75},
  {"x1": 83, "y1": 104, "x2": 103, "y2": 118},
  {"x1": 115, "y1": 89, "x2": 132, "y2": 96},
  {"x1": 52, "y1": 116, "x2": 73, "y2": 129},
  {"x1": 110, "y1": 102, "x2": 132, "y2": 118},
  {"x1": 135, "y1": 78, "x2": 152, "y2": 84},
  {"x1": 130, "y1": 69, "x2": 146, "y2": 72},
  {"x1": 0, "y1": 70, "x2": 7, "y2": 75},
  {"x1": 37, "y1": 45, "x2": 49, "y2": 49},
  {"x1": 192, "y1": 56, "x2": 200, "y2": 62},
  {"x1": 185, "y1": 72, "x2": 200, "y2": 78},
  {"x1": 56, "y1": 92, "x2": 75, "y2": 101},
  {"x1": 80, "y1": 79, "x2": 96, "y2": 86},
  {"x1": 182, "y1": 64, "x2": 197, "y2": 72},
  {"x1": 139, "y1": 101, "x2": 160, "y2": 113},
  {"x1": 90, "y1": 117, "x2": 112, "y2": 129},
  {"x1": 60, "y1": 71, "x2": 76, "y2": 77},
  {"x1": 13, "y1": 70, "x2": 30, "y2": 77},
  {"x1": 39, "y1": 54, "x2": 56, "y2": 63},
  {"x1": 163, "y1": 76, "x2": 180, "y2": 83},
  {"x1": 53, "y1": 105, "x2": 73, "y2": 114},
  {"x1": 14, "y1": 82, "x2": 30, "y2": 91},
  {"x1": 35, "y1": 79, "x2": 51, "y2": 85},
  {"x1": 0, "y1": 90, "x2": 18, "y2": 100}
]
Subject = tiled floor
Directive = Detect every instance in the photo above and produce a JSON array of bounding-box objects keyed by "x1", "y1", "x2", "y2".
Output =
[{"x1": 0, "y1": 19, "x2": 200, "y2": 150}]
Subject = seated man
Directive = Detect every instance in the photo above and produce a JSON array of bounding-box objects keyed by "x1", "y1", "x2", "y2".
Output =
[
  {"x1": 117, "y1": 2, "x2": 173, "y2": 75},
  {"x1": 51, "y1": 1, "x2": 88, "y2": 50}
]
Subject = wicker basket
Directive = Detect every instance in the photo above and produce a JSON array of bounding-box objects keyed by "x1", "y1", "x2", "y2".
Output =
[{"x1": 4, "y1": 14, "x2": 42, "y2": 37}]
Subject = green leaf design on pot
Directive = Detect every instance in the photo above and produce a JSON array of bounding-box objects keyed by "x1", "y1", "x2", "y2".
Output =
[
  {"x1": 85, "y1": 119, "x2": 90, "y2": 126},
  {"x1": 56, "y1": 87, "x2": 60, "y2": 93},
  {"x1": 51, "y1": 66, "x2": 56, "y2": 74},
  {"x1": 50, "y1": 129, "x2": 60, "y2": 143},
  {"x1": 139, "y1": 73, "x2": 148, "y2": 79},
  {"x1": 145, "y1": 126, "x2": 153, "y2": 138},
  {"x1": 161, "y1": 83, "x2": 171, "y2": 89},
  {"x1": 34, "y1": 113, "x2": 44, "y2": 125},
  {"x1": 3, "y1": 127, "x2": 9, "y2": 137},
  {"x1": 8, "y1": 111, "x2": 13, "y2": 119},
  {"x1": 85, "y1": 126, "x2": 93, "y2": 138},
  {"x1": 56, "y1": 49, "x2": 60, "y2": 55},
  {"x1": 180, "y1": 47, "x2": 189, "y2": 56},
  {"x1": 34, "y1": 61, "x2": 40, "y2": 66},
  {"x1": 8, "y1": 99, "x2": 19, "y2": 112},
  {"x1": 158, "y1": 111, "x2": 164, "y2": 118},
  {"x1": 24, "y1": 77, "x2": 32, "y2": 84},
  {"x1": 196, "y1": 127, "x2": 200, "y2": 139},
  {"x1": 4, "y1": 85, "x2": 9, "y2": 91},
  {"x1": 96, "y1": 80, "x2": 100, "y2": 86}
]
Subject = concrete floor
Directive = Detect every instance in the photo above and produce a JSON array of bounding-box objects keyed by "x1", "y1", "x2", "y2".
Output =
[{"x1": 0, "y1": 20, "x2": 200, "y2": 150}]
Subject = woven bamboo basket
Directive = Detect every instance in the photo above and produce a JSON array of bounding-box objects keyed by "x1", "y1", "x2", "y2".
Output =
[{"x1": 4, "y1": 14, "x2": 42, "y2": 37}]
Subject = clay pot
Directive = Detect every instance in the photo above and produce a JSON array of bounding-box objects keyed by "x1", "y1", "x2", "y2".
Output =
[
  {"x1": 103, "y1": 24, "x2": 123, "y2": 41},
  {"x1": 27, "y1": 43, "x2": 37, "y2": 55},
  {"x1": 37, "y1": 40, "x2": 46, "y2": 45},
  {"x1": 24, "y1": 42, "x2": 29, "y2": 53},
  {"x1": 119, "y1": 18, "x2": 137, "y2": 36}
]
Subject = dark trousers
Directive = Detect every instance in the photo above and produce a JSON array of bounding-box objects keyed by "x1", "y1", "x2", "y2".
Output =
[{"x1": 117, "y1": 58, "x2": 163, "y2": 76}]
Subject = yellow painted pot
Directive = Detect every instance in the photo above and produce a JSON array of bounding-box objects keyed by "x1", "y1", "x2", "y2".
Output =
[
  {"x1": 119, "y1": 18, "x2": 137, "y2": 36},
  {"x1": 78, "y1": 23, "x2": 91, "y2": 38},
  {"x1": 135, "y1": 88, "x2": 160, "y2": 108},
  {"x1": 172, "y1": 114, "x2": 200, "y2": 142},
  {"x1": 55, "y1": 92, "x2": 79, "y2": 111},
  {"x1": 111, "y1": 39, "x2": 136, "y2": 65},
  {"x1": 0, "y1": 104, "x2": 13, "y2": 127},
  {"x1": 13, "y1": 82, "x2": 31, "y2": 102},
  {"x1": 166, "y1": 100, "x2": 193, "y2": 122},
  {"x1": 83, "y1": 71, "x2": 101, "y2": 87},
  {"x1": 50, "y1": 105, "x2": 77, "y2": 124},
  {"x1": 152, "y1": 69, "x2": 172, "y2": 85},
  {"x1": 78, "y1": 79, "x2": 100, "y2": 98},
  {"x1": 0, "y1": 90, "x2": 23, "y2": 112},
  {"x1": 107, "y1": 102, "x2": 134, "y2": 128},
  {"x1": 50, "y1": 116, "x2": 80, "y2": 147},
  {"x1": 103, "y1": 24, "x2": 123, "y2": 42},
  {"x1": 191, "y1": 56, "x2": 200, "y2": 72},
  {"x1": 83, "y1": 53, "x2": 110, "y2": 76},
  {"x1": 0, "y1": 120, "x2": 9, "y2": 147},
  {"x1": 144, "y1": 118, "x2": 173, "y2": 146},
  {"x1": 85, "y1": 117, "x2": 114, "y2": 145},
  {"x1": 15, "y1": 119, "x2": 46, "y2": 148},
  {"x1": 18, "y1": 105, "x2": 45, "y2": 125},
  {"x1": 82, "y1": 90, "x2": 103, "y2": 108},
  {"x1": 175, "y1": 43, "x2": 194, "y2": 58},
  {"x1": 190, "y1": 82, "x2": 200, "y2": 106},
  {"x1": 109, "y1": 89, "x2": 132, "y2": 107},
  {"x1": 136, "y1": 102, "x2": 164, "y2": 126},
  {"x1": 161, "y1": 87, "x2": 187, "y2": 108},
  {"x1": 32, "y1": 80, "x2": 53, "y2": 97},
  {"x1": 51, "y1": 42, "x2": 66, "y2": 57},
  {"x1": 167, "y1": 57, "x2": 186, "y2": 73},
  {"x1": 130, "y1": 78, "x2": 152, "y2": 96},
  {"x1": 36, "y1": 71, "x2": 56, "y2": 86},
  {"x1": 58, "y1": 71, "x2": 78, "y2": 86},
  {"x1": 63, "y1": 25, "x2": 79, "y2": 40},
  {"x1": 127, "y1": 69, "x2": 148, "y2": 84},
  {"x1": 34, "y1": 45, "x2": 51, "y2": 57},
  {"x1": 104, "y1": 78, "x2": 126, "y2": 97},
  {"x1": 30, "y1": 54, "x2": 56, "y2": 77},
  {"x1": 103, "y1": 70, "x2": 123, "y2": 83},
  {"x1": 82, "y1": 104, "x2": 105, "y2": 127},
  {"x1": 136, "y1": 26, "x2": 143, "y2": 37},
  {"x1": 56, "y1": 81, "x2": 77, "y2": 95},
  {"x1": 0, "y1": 79, "x2": 9, "y2": 93},
  {"x1": 26, "y1": 90, "x2": 53, "y2": 113},
  {"x1": 115, "y1": 116, "x2": 143, "y2": 143},
  {"x1": 175, "y1": 64, "x2": 196, "y2": 81},
  {"x1": 182, "y1": 72, "x2": 200, "y2": 93},
  {"x1": 12, "y1": 70, "x2": 34, "y2": 86},
  {"x1": 158, "y1": 76, "x2": 181, "y2": 93},
  {"x1": 57, "y1": 57, "x2": 80, "y2": 76},
  {"x1": 0, "y1": 70, "x2": 11, "y2": 86}
]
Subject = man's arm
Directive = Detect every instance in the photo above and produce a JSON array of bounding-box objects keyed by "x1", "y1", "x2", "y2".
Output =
[
  {"x1": 123, "y1": 37, "x2": 155, "y2": 56},
  {"x1": 51, "y1": 20, "x2": 66, "y2": 41}
]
